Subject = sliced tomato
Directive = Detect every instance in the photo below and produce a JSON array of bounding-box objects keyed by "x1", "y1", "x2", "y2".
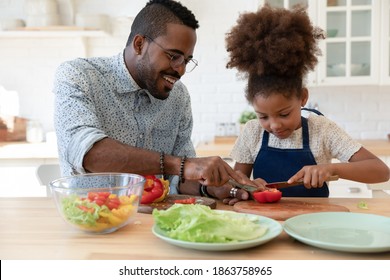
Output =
[
  {"x1": 94, "y1": 198, "x2": 106, "y2": 206},
  {"x1": 252, "y1": 189, "x2": 282, "y2": 203},
  {"x1": 88, "y1": 192, "x2": 110, "y2": 201},
  {"x1": 87, "y1": 191, "x2": 120, "y2": 208},
  {"x1": 105, "y1": 197, "x2": 121, "y2": 210},
  {"x1": 174, "y1": 197, "x2": 196, "y2": 204}
]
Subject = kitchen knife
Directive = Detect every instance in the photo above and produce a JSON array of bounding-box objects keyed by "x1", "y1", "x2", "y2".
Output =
[
  {"x1": 265, "y1": 175, "x2": 339, "y2": 189},
  {"x1": 228, "y1": 179, "x2": 266, "y2": 199}
]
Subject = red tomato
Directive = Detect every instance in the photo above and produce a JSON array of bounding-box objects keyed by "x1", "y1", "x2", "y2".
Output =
[
  {"x1": 87, "y1": 192, "x2": 97, "y2": 201},
  {"x1": 94, "y1": 198, "x2": 105, "y2": 206},
  {"x1": 87, "y1": 192, "x2": 119, "y2": 208},
  {"x1": 105, "y1": 197, "x2": 121, "y2": 210},
  {"x1": 174, "y1": 197, "x2": 196, "y2": 204},
  {"x1": 88, "y1": 192, "x2": 110, "y2": 201},
  {"x1": 253, "y1": 189, "x2": 282, "y2": 203}
]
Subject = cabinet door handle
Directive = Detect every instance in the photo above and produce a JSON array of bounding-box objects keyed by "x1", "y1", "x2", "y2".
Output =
[{"x1": 348, "y1": 187, "x2": 361, "y2": 193}]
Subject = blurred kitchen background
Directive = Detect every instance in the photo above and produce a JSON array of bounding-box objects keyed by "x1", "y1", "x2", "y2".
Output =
[{"x1": 0, "y1": 0, "x2": 389, "y2": 197}]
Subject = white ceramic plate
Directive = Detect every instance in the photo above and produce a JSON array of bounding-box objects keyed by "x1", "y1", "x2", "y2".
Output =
[
  {"x1": 152, "y1": 211, "x2": 282, "y2": 251},
  {"x1": 283, "y1": 212, "x2": 390, "y2": 253}
]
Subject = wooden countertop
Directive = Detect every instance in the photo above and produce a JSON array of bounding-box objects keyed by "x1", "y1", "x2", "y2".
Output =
[
  {"x1": 196, "y1": 138, "x2": 390, "y2": 157},
  {"x1": 1, "y1": 197, "x2": 389, "y2": 260},
  {"x1": 1, "y1": 138, "x2": 388, "y2": 160},
  {"x1": 358, "y1": 139, "x2": 390, "y2": 156}
]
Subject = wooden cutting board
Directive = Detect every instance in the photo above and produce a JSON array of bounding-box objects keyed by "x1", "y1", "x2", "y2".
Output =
[
  {"x1": 138, "y1": 194, "x2": 216, "y2": 214},
  {"x1": 233, "y1": 199, "x2": 349, "y2": 220}
]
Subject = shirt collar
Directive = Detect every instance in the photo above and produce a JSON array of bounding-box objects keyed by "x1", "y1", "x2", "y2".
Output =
[{"x1": 114, "y1": 51, "x2": 141, "y2": 94}]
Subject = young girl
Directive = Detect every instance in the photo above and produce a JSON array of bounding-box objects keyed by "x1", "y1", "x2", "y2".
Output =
[{"x1": 206, "y1": 4, "x2": 389, "y2": 203}]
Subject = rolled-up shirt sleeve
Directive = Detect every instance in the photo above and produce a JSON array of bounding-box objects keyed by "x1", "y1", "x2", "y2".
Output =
[{"x1": 67, "y1": 128, "x2": 107, "y2": 174}]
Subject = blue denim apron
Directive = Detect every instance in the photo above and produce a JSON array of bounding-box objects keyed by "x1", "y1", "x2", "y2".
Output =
[{"x1": 252, "y1": 113, "x2": 329, "y2": 197}]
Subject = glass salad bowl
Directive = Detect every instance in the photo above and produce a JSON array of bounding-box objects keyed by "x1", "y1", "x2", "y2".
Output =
[{"x1": 50, "y1": 173, "x2": 145, "y2": 234}]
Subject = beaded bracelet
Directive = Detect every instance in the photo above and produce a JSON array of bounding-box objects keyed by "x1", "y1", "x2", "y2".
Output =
[
  {"x1": 179, "y1": 155, "x2": 187, "y2": 184},
  {"x1": 199, "y1": 184, "x2": 212, "y2": 198},
  {"x1": 159, "y1": 151, "x2": 165, "y2": 177}
]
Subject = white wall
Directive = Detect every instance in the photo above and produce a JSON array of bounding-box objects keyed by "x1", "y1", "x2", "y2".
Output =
[{"x1": 0, "y1": 0, "x2": 389, "y2": 145}]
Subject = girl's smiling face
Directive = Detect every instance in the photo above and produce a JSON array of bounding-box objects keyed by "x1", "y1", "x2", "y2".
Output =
[{"x1": 252, "y1": 89, "x2": 308, "y2": 139}]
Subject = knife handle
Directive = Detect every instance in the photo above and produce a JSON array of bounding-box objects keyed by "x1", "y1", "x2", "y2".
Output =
[
  {"x1": 327, "y1": 175, "x2": 339, "y2": 181},
  {"x1": 266, "y1": 175, "x2": 340, "y2": 189},
  {"x1": 295, "y1": 175, "x2": 339, "y2": 183},
  {"x1": 292, "y1": 175, "x2": 339, "y2": 185}
]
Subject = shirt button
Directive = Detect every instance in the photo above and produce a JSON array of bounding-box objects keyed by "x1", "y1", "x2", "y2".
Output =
[{"x1": 139, "y1": 134, "x2": 143, "y2": 139}]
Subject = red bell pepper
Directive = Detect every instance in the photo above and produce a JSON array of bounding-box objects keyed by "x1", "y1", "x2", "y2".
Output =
[
  {"x1": 77, "y1": 205, "x2": 95, "y2": 213},
  {"x1": 140, "y1": 175, "x2": 166, "y2": 204},
  {"x1": 253, "y1": 189, "x2": 282, "y2": 203},
  {"x1": 152, "y1": 177, "x2": 170, "y2": 203},
  {"x1": 173, "y1": 197, "x2": 196, "y2": 204}
]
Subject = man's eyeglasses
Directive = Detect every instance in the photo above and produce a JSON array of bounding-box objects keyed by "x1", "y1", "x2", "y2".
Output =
[{"x1": 144, "y1": 35, "x2": 198, "y2": 73}]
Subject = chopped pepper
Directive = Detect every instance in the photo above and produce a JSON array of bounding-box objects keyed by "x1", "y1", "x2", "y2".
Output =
[
  {"x1": 140, "y1": 175, "x2": 169, "y2": 204},
  {"x1": 174, "y1": 197, "x2": 196, "y2": 204},
  {"x1": 357, "y1": 201, "x2": 369, "y2": 210},
  {"x1": 253, "y1": 189, "x2": 282, "y2": 203},
  {"x1": 153, "y1": 177, "x2": 170, "y2": 203}
]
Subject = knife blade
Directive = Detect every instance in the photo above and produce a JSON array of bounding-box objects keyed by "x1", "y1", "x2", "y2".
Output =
[
  {"x1": 228, "y1": 179, "x2": 267, "y2": 199},
  {"x1": 265, "y1": 175, "x2": 339, "y2": 189}
]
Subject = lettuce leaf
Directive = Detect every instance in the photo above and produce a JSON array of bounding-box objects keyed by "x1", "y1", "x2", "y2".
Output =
[
  {"x1": 152, "y1": 204, "x2": 268, "y2": 243},
  {"x1": 61, "y1": 195, "x2": 102, "y2": 226}
]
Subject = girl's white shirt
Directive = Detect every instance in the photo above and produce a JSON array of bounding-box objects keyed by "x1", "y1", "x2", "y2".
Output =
[{"x1": 231, "y1": 113, "x2": 362, "y2": 165}]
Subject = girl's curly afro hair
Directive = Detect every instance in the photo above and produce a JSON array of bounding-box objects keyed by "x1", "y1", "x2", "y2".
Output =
[{"x1": 226, "y1": 4, "x2": 324, "y2": 102}]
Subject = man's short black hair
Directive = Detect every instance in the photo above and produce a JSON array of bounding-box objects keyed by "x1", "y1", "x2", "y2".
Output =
[{"x1": 126, "y1": 0, "x2": 199, "y2": 46}]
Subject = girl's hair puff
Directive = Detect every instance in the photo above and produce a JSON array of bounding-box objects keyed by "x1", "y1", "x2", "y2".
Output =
[{"x1": 226, "y1": 4, "x2": 324, "y2": 102}]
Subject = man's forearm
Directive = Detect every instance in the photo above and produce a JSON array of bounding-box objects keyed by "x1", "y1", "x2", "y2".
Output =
[{"x1": 83, "y1": 137, "x2": 182, "y2": 176}]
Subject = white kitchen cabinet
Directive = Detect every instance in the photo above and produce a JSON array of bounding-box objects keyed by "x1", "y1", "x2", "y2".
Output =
[
  {"x1": 262, "y1": 0, "x2": 390, "y2": 86},
  {"x1": 0, "y1": 164, "x2": 50, "y2": 197},
  {"x1": 380, "y1": 0, "x2": 390, "y2": 84},
  {"x1": 316, "y1": 0, "x2": 380, "y2": 85},
  {"x1": 329, "y1": 159, "x2": 370, "y2": 198},
  {"x1": 263, "y1": 0, "x2": 315, "y2": 17},
  {"x1": 0, "y1": 142, "x2": 58, "y2": 197},
  {"x1": 330, "y1": 158, "x2": 390, "y2": 198},
  {"x1": 328, "y1": 179, "x2": 371, "y2": 198}
]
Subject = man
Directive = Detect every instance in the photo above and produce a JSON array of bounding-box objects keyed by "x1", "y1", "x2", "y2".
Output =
[{"x1": 53, "y1": 0, "x2": 249, "y2": 197}]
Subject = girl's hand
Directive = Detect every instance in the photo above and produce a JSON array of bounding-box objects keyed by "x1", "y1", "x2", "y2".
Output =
[{"x1": 288, "y1": 164, "x2": 334, "y2": 188}]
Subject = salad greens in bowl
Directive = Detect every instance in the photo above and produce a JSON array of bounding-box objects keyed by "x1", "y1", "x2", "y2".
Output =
[{"x1": 50, "y1": 173, "x2": 145, "y2": 234}]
